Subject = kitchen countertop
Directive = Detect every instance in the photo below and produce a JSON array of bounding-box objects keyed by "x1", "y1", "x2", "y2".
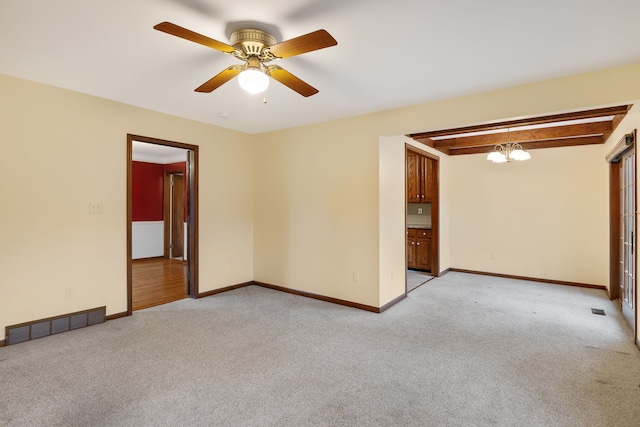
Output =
[{"x1": 408, "y1": 224, "x2": 431, "y2": 229}]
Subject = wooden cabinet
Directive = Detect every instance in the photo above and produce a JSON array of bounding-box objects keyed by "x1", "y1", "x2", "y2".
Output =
[
  {"x1": 407, "y1": 228, "x2": 431, "y2": 271},
  {"x1": 407, "y1": 230, "x2": 417, "y2": 268},
  {"x1": 416, "y1": 237, "x2": 431, "y2": 270},
  {"x1": 407, "y1": 151, "x2": 421, "y2": 203},
  {"x1": 407, "y1": 150, "x2": 434, "y2": 203}
]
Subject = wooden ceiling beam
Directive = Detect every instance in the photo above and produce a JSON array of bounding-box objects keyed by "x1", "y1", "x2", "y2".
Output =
[
  {"x1": 448, "y1": 136, "x2": 603, "y2": 155},
  {"x1": 611, "y1": 114, "x2": 626, "y2": 133},
  {"x1": 412, "y1": 136, "x2": 435, "y2": 148},
  {"x1": 408, "y1": 105, "x2": 630, "y2": 139},
  {"x1": 434, "y1": 121, "x2": 612, "y2": 149},
  {"x1": 602, "y1": 113, "x2": 629, "y2": 143},
  {"x1": 411, "y1": 136, "x2": 450, "y2": 155}
]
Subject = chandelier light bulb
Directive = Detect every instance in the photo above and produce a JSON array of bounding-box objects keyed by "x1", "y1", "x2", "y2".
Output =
[
  {"x1": 508, "y1": 146, "x2": 531, "y2": 161},
  {"x1": 493, "y1": 153, "x2": 508, "y2": 163},
  {"x1": 487, "y1": 151, "x2": 502, "y2": 162},
  {"x1": 487, "y1": 141, "x2": 530, "y2": 163}
]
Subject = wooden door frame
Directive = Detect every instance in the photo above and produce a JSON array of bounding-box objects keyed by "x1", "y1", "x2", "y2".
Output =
[
  {"x1": 609, "y1": 161, "x2": 621, "y2": 301},
  {"x1": 127, "y1": 134, "x2": 199, "y2": 315},
  {"x1": 405, "y1": 145, "x2": 440, "y2": 280},
  {"x1": 607, "y1": 129, "x2": 637, "y2": 337},
  {"x1": 163, "y1": 170, "x2": 184, "y2": 259}
]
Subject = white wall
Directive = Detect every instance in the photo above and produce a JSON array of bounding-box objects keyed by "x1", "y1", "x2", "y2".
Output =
[
  {"x1": 131, "y1": 222, "x2": 188, "y2": 260},
  {"x1": 132, "y1": 221, "x2": 164, "y2": 259}
]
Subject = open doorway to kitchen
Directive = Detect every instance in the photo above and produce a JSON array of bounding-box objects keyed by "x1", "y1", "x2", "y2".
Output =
[
  {"x1": 127, "y1": 134, "x2": 199, "y2": 314},
  {"x1": 406, "y1": 145, "x2": 439, "y2": 293}
]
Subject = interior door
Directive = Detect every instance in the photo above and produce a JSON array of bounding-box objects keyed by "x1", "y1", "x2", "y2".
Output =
[
  {"x1": 171, "y1": 173, "x2": 184, "y2": 259},
  {"x1": 620, "y1": 148, "x2": 636, "y2": 332}
]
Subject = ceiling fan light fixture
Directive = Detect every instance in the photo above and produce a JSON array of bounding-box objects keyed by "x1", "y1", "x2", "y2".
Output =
[
  {"x1": 154, "y1": 22, "x2": 337, "y2": 96},
  {"x1": 238, "y1": 68, "x2": 269, "y2": 94}
]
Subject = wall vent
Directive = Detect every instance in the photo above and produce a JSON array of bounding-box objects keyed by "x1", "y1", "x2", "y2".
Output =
[{"x1": 5, "y1": 306, "x2": 106, "y2": 346}]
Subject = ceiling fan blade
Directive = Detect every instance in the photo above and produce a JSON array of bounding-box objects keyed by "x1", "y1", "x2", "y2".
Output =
[
  {"x1": 268, "y1": 66, "x2": 319, "y2": 97},
  {"x1": 195, "y1": 66, "x2": 242, "y2": 93},
  {"x1": 154, "y1": 22, "x2": 235, "y2": 54},
  {"x1": 268, "y1": 29, "x2": 337, "y2": 59}
]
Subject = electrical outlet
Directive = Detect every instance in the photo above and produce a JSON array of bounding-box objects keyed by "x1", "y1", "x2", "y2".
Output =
[
  {"x1": 418, "y1": 208, "x2": 423, "y2": 214},
  {"x1": 89, "y1": 201, "x2": 102, "y2": 214},
  {"x1": 353, "y1": 272, "x2": 360, "y2": 284}
]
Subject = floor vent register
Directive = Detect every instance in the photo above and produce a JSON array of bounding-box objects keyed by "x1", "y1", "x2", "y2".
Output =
[{"x1": 5, "y1": 306, "x2": 106, "y2": 345}]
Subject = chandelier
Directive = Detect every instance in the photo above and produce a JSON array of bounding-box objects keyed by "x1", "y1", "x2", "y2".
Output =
[{"x1": 486, "y1": 130, "x2": 531, "y2": 163}]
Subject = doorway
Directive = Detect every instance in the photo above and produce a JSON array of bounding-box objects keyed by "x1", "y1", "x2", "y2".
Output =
[
  {"x1": 620, "y1": 147, "x2": 636, "y2": 332},
  {"x1": 405, "y1": 145, "x2": 440, "y2": 293},
  {"x1": 608, "y1": 130, "x2": 637, "y2": 334},
  {"x1": 127, "y1": 134, "x2": 199, "y2": 315}
]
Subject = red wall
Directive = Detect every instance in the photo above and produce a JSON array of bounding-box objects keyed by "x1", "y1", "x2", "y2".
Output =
[
  {"x1": 132, "y1": 161, "x2": 164, "y2": 221},
  {"x1": 132, "y1": 161, "x2": 187, "y2": 221}
]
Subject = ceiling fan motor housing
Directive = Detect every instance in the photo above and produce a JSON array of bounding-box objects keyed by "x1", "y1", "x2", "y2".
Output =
[{"x1": 230, "y1": 29, "x2": 277, "y2": 57}]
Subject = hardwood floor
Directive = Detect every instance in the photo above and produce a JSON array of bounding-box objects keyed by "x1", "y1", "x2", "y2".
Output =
[{"x1": 132, "y1": 258, "x2": 188, "y2": 311}]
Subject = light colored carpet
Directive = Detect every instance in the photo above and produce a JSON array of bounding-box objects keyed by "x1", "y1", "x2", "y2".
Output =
[
  {"x1": 407, "y1": 269, "x2": 433, "y2": 292},
  {"x1": 1, "y1": 272, "x2": 639, "y2": 426}
]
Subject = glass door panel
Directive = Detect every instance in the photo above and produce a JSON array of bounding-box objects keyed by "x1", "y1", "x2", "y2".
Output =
[{"x1": 620, "y1": 149, "x2": 636, "y2": 332}]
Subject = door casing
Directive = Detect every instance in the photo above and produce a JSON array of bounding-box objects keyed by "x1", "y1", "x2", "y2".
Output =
[
  {"x1": 608, "y1": 129, "x2": 637, "y2": 335},
  {"x1": 127, "y1": 134, "x2": 199, "y2": 315}
]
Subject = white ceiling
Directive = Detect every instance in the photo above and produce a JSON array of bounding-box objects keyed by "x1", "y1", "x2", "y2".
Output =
[
  {"x1": 1, "y1": 0, "x2": 639, "y2": 134},
  {"x1": 132, "y1": 141, "x2": 188, "y2": 164}
]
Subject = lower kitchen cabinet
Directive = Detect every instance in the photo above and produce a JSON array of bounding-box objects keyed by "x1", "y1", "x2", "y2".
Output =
[
  {"x1": 407, "y1": 228, "x2": 431, "y2": 271},
  {"x1": 407, "y1": 232, "x2": 417, "y2": 268},
  {"x1": 416, "y1": 237, "x2": 431, "y2": 270}
]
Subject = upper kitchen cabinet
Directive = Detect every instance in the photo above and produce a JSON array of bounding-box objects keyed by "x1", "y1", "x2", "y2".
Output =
[{"x1": 407, "y1": 150, "x2": 434, "y2": 203}]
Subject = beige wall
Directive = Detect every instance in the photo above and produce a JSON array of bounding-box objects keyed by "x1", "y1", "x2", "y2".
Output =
[
  {"x1": 378, "y1": 136, "x2": 451, "y2": 306},
  {"x1": 3, "y1": 61, "x2": 640, "y2": 336},
  {"x1": 449, "y1": 144, "x2": 608, "y2": 285},
  {"x1": 254, "y1": 62, "x2": 640, "y2": 310},
  {"x1": 253, "y1": 122, "x2": 381, "y2": 307},
  {"x1": 0, "y1": 74, "x2": 254, "y2": 333}
]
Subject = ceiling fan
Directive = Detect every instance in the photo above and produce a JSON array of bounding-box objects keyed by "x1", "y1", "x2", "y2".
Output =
[{"x1": 154, "y1": 22, "x2": 337, "y2": 97}]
